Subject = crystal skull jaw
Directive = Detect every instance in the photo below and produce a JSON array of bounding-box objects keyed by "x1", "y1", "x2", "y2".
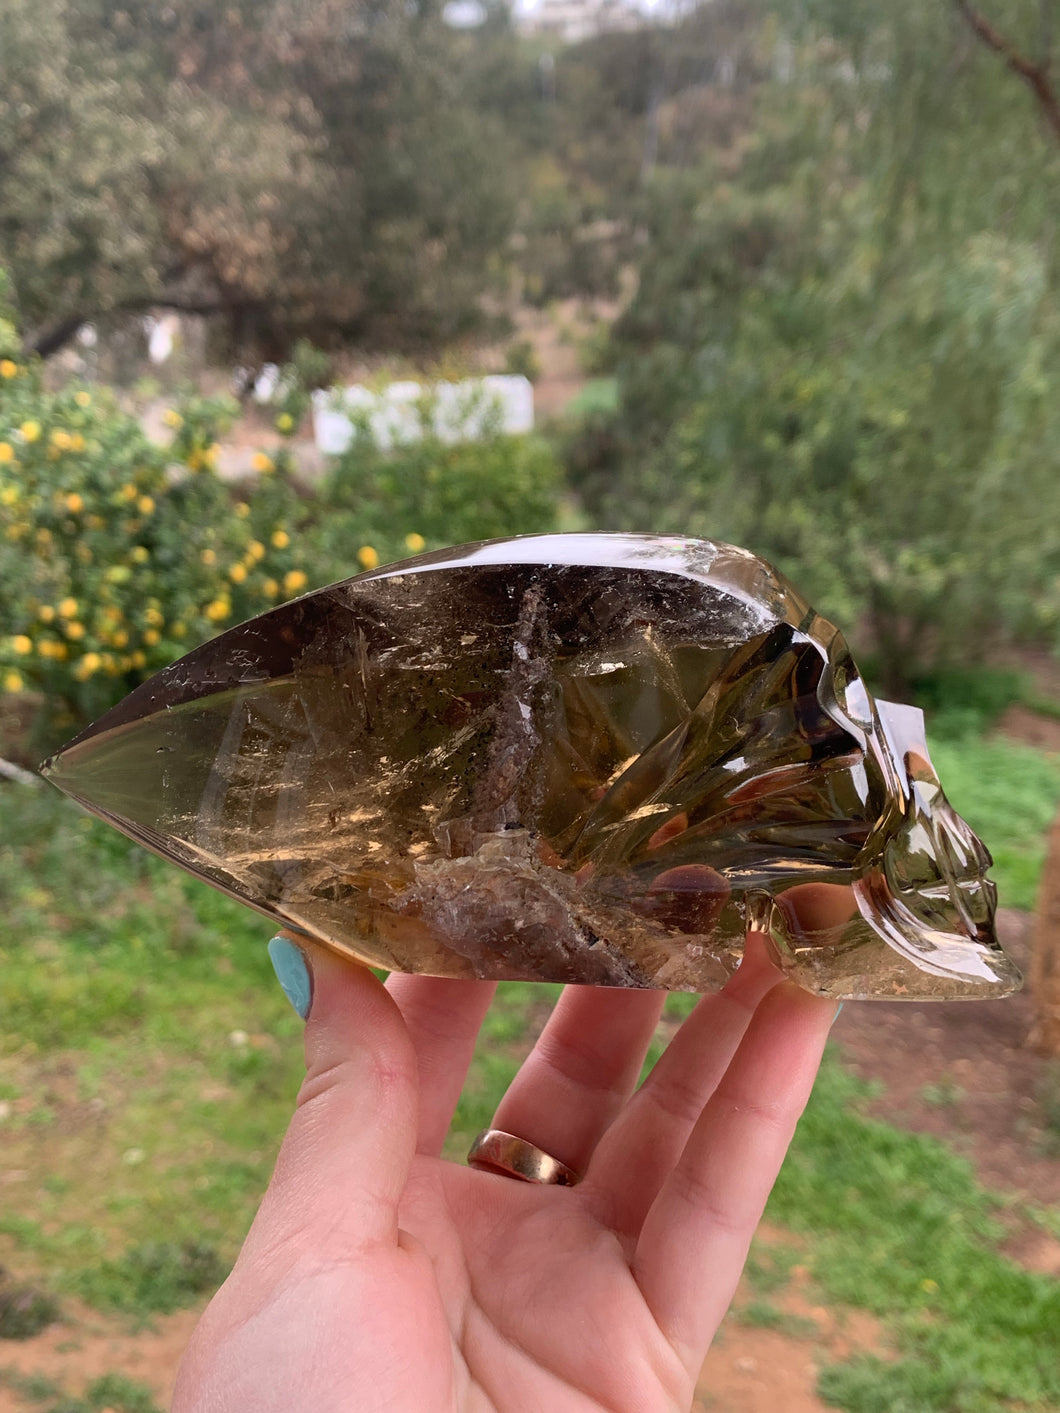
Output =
[
  {"x1": 40, "y1": 532, "x2": 1021, "y2": 1001},
  {"x1": 756, "y1": 694, "x2": 1019, "y2": 1001}
]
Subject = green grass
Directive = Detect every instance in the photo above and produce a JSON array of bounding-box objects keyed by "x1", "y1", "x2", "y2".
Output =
[
  {"x1": 743, "y1": 1241, "x2": 803, "y2": 1296},
  {"x1": 71, "y1": 1240, "x2": 229, "y2": 1317},
  {"x1": 1, "y1": 1370, "x2": 163, "y2": 1413},
  {"x1": 911, "y1": 665, "x2": 1029, "y2": 739},
  {"x1": 0, "y1": 1273, "x2": 60, "y2": 1339},
  {"x1": 773, "y1": 1055, "x2": 1060, "y2": 1412},
  {"x1": 0, "y1": 787, "x2": 305, "y2": 1298},
  {"x1": 928, "y1": 735, "x2": 1060, "y2": 910},
  {"x1": 736, "y1": 1299, "x2": 819, "y2": 1340}
]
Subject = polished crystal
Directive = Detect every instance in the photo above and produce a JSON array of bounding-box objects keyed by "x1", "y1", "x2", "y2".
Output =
[{"x1": 42, "y1": 534, "x2": 1020, "y2": 1000}]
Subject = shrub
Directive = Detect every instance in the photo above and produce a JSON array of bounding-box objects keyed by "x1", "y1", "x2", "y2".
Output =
[
  {"x1": 0, "y1": 1269, "x2": 60, "y2": 1339},
  {"x1": 0, "y1": 370, "x2": 310, "y2": 745},
  {"x1": 319, "y1": 428, "x2": 561, "y2": 568},
  {"x1": 503, "y1": 339, "x2": 541, "y2": 383},
  {"x1": 74, "y1": 1239, "x2": 228, "y2": 1315}
]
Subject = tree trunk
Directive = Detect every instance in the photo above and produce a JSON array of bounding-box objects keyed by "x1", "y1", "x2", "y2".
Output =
[{"x1": 1029, "y1": 807, "x2": 1060, "y2": 1055}]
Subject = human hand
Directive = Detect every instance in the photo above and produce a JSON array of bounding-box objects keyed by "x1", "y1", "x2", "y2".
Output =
[{"x1": 173, "y1": 934, "x2": 837, "y2": 1413}]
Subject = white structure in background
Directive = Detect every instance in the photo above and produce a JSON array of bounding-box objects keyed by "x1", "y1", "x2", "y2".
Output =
[
  {"x1": 312, "y1": 375, "x2": 535, "y2": 456},
  {"x1": 516, "y1": 0, "x2": 645, "y2": 44},
  {"x1": 252, "y1": 362, "x2": 284, "y2": 402},
  {"x1": 442, "y1": 0, "x2": 487, "y2": 26},
  {"x1": 145, "y1": 313, "x2": 182, "y2": 364}
]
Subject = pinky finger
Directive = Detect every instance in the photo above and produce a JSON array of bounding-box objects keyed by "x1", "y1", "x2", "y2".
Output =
[{"x1": 631, "y1": 983, "x2": 837, "y2": 1377}]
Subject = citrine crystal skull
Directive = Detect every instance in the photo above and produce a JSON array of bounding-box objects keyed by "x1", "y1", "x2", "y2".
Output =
[{"x1": 42, "y1": 534, "x2": 1020, "y2": 1000}]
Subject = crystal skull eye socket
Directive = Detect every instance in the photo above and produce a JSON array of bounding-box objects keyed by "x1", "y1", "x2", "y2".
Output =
[{"x1": 41, "y1": 532, "x2": 1021, "y2": 1001}]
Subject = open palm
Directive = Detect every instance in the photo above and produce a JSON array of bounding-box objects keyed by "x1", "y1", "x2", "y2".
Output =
[{"x1": 173, "y1": 938, "x2": 835, "y2": 1412}]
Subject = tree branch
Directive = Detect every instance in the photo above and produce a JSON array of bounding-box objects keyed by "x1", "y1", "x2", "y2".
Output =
[
  {"x1": 955, "y1": 0, "x2": 1060, "y2": 142},
  {"x1": 23, "y1": 293, "x2": 229, "y2": 359},
  {"x1": 1041, "y1": 0, "x2": 1054, "y2": 73},
  {"x1": 23, "y1": 316, "x2": 87, "y2": 360}
]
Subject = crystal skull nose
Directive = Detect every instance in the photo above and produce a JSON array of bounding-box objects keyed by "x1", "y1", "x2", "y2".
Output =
[{"x1": 41, "y1": 532, "x2": 1021, "y2": 1000}]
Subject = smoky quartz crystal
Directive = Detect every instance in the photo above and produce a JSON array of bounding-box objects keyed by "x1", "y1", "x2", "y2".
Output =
[{"x1": 42, "y1": 534, "x2": 1020, "y2": 1000}]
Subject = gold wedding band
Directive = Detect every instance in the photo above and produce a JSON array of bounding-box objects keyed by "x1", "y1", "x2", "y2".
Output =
[{"x1": 467, "y1": 1129, "x2": 581, "y2": 1187}]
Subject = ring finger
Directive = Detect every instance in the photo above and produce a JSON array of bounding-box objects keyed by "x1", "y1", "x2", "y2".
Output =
[{"x1": 486, "y1": 984, "x2": 666, "y2": 1178}]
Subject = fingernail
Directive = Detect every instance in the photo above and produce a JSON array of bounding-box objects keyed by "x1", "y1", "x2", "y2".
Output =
[
  {"x1": 268, "y1": 935, "x2": 313, "y2": 1020},
  {"x1": 832, "y1": 1002, "x2": 844, "y2": 1024}
]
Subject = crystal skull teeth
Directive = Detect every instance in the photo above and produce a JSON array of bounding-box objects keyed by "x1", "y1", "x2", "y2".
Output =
[{"x1": 41, "y1": 533, "x2": 1021, "y2": 1000}]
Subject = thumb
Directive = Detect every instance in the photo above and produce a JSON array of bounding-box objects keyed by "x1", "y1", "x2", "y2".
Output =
[{"x1": 243, "y1": 938, "x2": 420, "y2": 1268}]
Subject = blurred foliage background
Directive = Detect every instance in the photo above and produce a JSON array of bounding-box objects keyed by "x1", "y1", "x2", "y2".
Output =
[{"x1": 3, "y1": 3, "x2": 1060, "y2": 1410}]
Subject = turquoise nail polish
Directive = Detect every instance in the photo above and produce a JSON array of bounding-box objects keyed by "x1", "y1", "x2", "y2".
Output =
[
  {"x1": 268, "y1": 936, "x2": 312, "y2": 1020},
  {"x1": 832, "y1": 1001, "x2": 845, "y2": 1023}
]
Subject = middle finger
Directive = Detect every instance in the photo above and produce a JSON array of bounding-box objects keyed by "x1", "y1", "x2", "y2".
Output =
[{"x1": 488, "y1": 985, "x2": 666, "y2": 1178}]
